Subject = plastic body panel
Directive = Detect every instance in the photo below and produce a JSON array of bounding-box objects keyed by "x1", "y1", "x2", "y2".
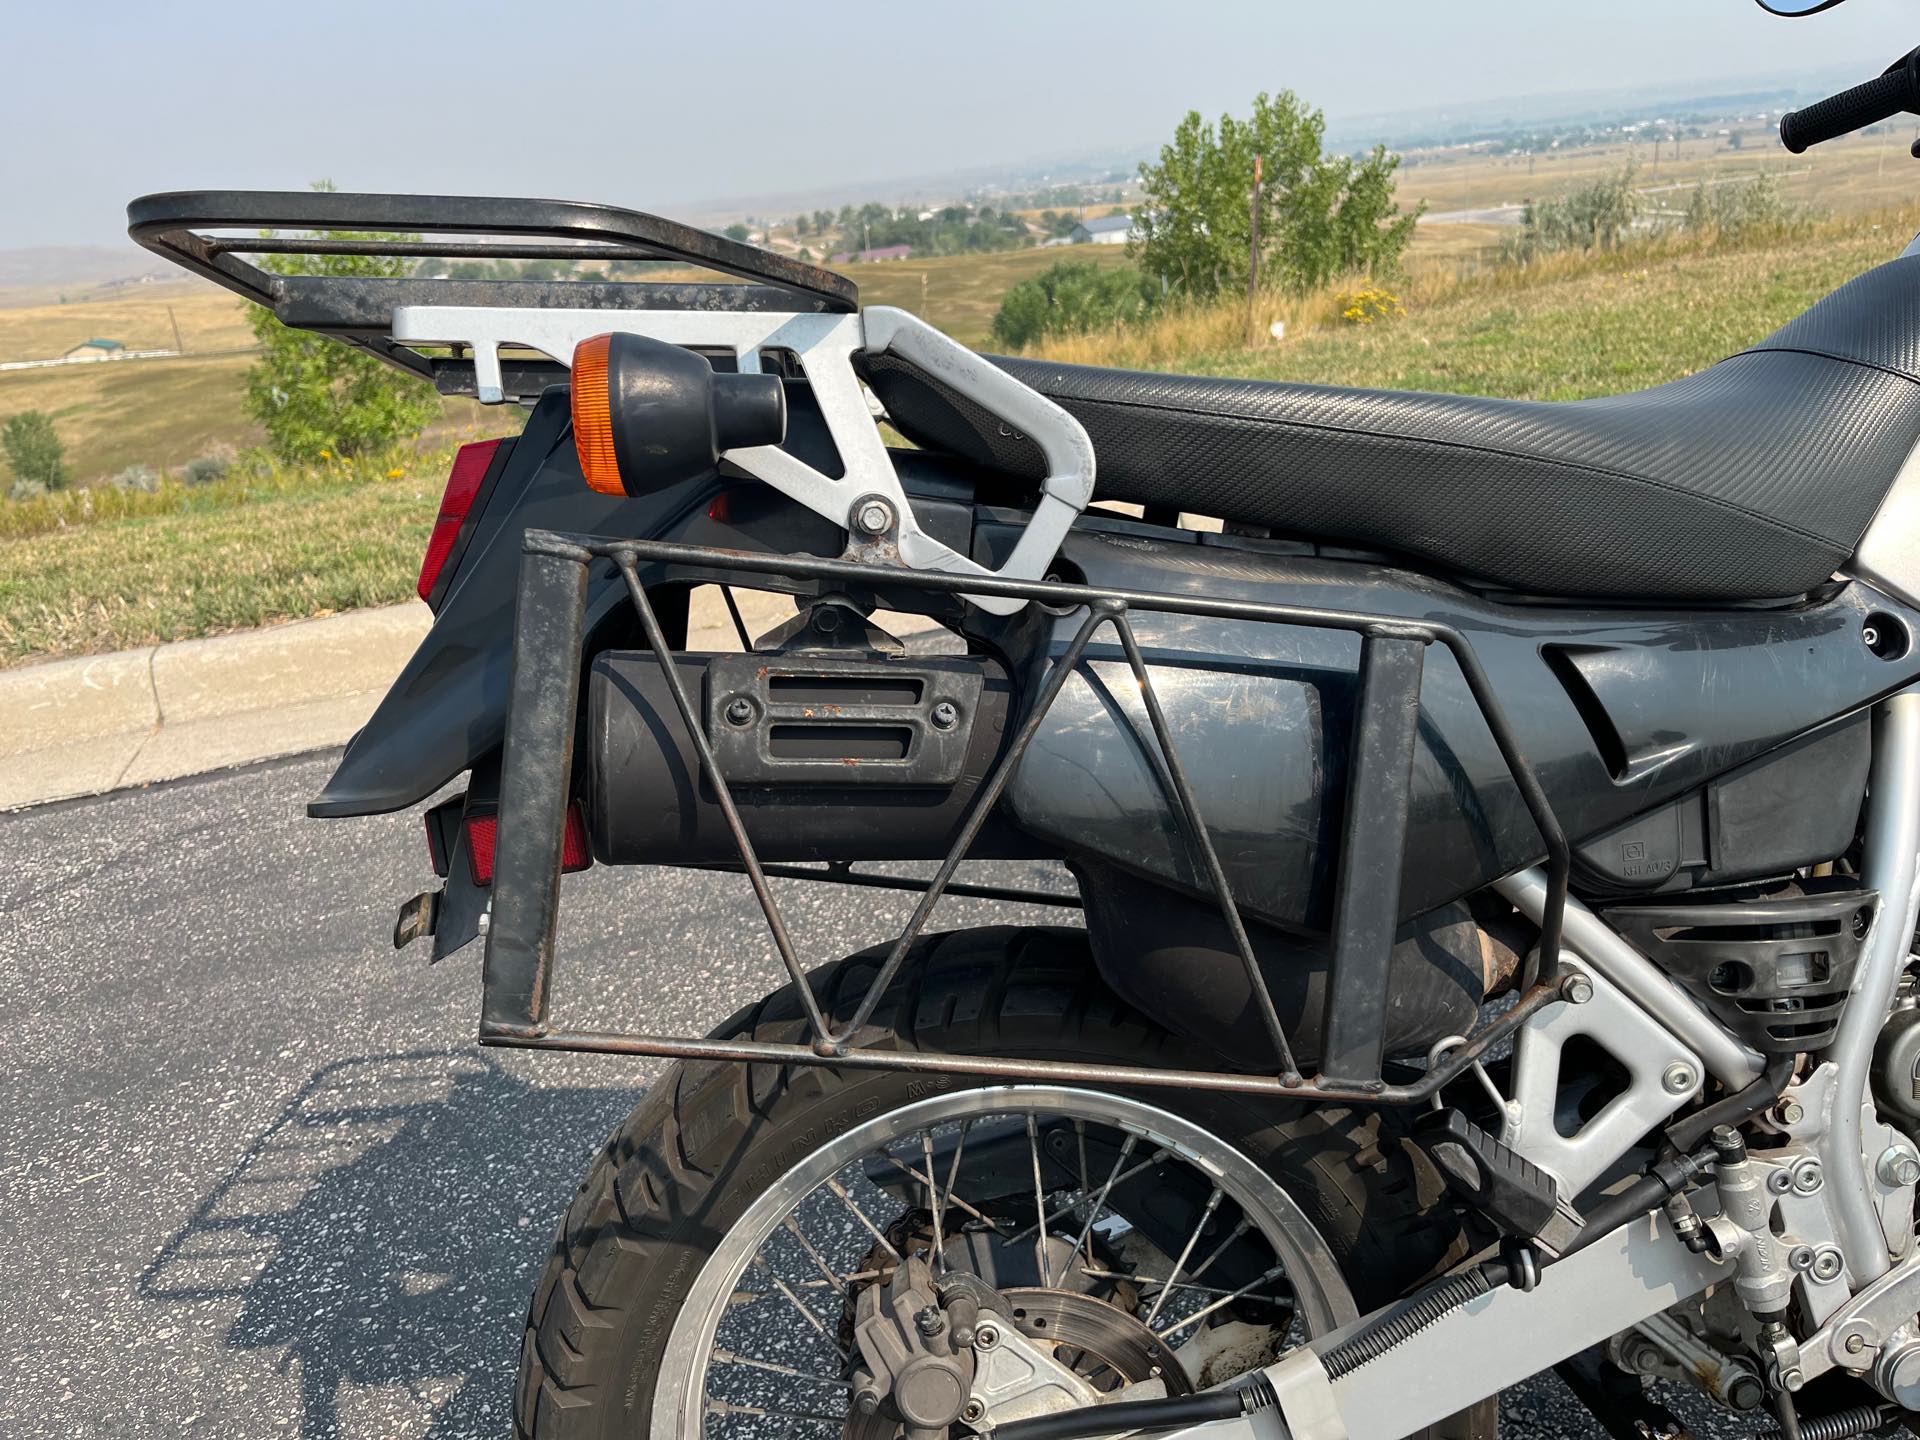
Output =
[{"x1": 1000, "y1": 525, "x2": 1920, "y2": 932}]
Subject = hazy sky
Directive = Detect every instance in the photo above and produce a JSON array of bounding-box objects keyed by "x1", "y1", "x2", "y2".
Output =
[{"x1": 2, "y1": 0, "x2": 1914, "y2": 249}]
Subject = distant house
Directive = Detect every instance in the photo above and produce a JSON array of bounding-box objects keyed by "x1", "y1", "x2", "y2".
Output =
[
  {"x1": 1070, "y1": 214, "x2": 1137, "y2": 246},
  {"x1": 62, "y1": 337, "x2": 127, "y2": 362},
  {"x1": 829, "y1": 243, "x2": 913, "y2": 265}
]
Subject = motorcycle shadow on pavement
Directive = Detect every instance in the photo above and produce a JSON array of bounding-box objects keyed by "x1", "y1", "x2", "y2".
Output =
[{"x1": 138, "y1": 1050, "x2": 639, "y2": 1438}]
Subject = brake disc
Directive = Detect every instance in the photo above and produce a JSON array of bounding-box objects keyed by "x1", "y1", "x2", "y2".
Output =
[{"x1": 995, "y1": 1287, "x2": 1194, "y2": 1397}]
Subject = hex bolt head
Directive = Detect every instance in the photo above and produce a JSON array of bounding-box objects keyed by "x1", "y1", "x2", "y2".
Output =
[
  {"x1": 724, "y1": 697, "x2": 755, "y2": 727},
  {"x1": 1774, "y1": 1098, "x2": 1806, "y2": 1126},
  {"x1": 1727, "y1": 1374, "x2": 1766, "y2": 1411},
  {"x1": 1768, "y1": 1170, "x2": 1795, "y2": 1195},
  {"x1": 1794, "y1": 1160, "x2": 1825, "y2": 1195},
  {"x1": 1812, "y1": 1247, "x2": 1845, "y2": 1282},
  {"x1": 853, "y1": 497, "x2": 896, "y2": 535},
  {"x1": 915, "y1": 1306, "x2": 945, "y2": 1338},
  {"x1": 1878, "y1": 1146, "x2": 1920, "y2": 1187},
  {"x1": 973, "y1": 1323, "x2": 1000, "y2": 1352},
  {"x1": 1662, "y1": 1062, "x2": 1698, "y2": 1095},
  {"x1": 1789, "y1": 1246, "x2": 1815, "y2": 1272},
  {"x1": 962, "y1": 1399, "x2": 986, "y2": 1424},
  {"x1": 1562, "y1": 973, "x2": 1595, "y2": 1005},
  {"x1": 930, "y1": 700, "x2": 960, "y2": 730}
]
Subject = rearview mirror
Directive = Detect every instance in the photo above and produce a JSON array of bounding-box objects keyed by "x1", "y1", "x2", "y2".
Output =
[{"x1": 1755, "y1": 0, "x2": 1850, "y2": 13}]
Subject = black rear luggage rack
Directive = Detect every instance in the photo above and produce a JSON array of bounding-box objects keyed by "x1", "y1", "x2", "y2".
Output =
[
  {"x1": 477, "y1": 530, "x2": 1576, "y2": 1105},
  {"x1": 127, "y1": 190, "x2": 857, "y2": 399}
]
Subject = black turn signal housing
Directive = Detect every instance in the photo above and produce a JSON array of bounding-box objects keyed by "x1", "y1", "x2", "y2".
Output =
[{"x1": 571, "y1": 331, "x2": 787, "y2": 496}]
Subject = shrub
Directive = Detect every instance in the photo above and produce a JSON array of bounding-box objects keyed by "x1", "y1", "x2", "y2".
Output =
[
  {"x1": 1684, "y1": 172, "x2": 1804, "y2": 239},
  {"x1": 991, "y1": 261, "x2": 1159, "y2": 350},
  {"x1": 2, "y1": 411, "x2": 71, "y2": 491},
  {"x1": 1510, "y1": 170, "x2": 1642, "y2": 259},
  {"x1": 1337, "y1": 285, "x2": 1404, "y2": 325},
  {"x1": 8, "y1": 477, "x2": 47, "y2": 503},
  {"x1": 111, "y1": 464, "x2": 161, "y2": 493},
  {"x1": 184, "y1": 451, "x2": 234, "y2": 485}
]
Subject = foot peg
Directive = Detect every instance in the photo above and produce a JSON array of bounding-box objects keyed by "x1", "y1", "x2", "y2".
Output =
[{"x1": 1414, "y1": 1108, "x2": 1560, "y2": 1239}]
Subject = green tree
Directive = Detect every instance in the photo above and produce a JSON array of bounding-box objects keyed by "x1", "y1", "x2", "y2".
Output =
[
  {"x1": 1133, "y1": 90, "x2": 1421, "y2": 300},
  {"x1": 2, "y1": 410, "x2": 70, "y2": 491},
  {"x1": 991, "y1": 261, "x2": 1158, "y2": 349},
  {"x1": 244, "y1": 184, "x2": 439, "y2": 463},
  {"x1": 724, "y1": 223, "x2": 751, "y2": 242}
]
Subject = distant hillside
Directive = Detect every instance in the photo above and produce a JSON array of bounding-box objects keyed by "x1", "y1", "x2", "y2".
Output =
[{"x1": 0, "y1": 245, "x2": 172, "y2": 303}]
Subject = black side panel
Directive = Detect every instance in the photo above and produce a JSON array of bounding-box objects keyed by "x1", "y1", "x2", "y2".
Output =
[
  {"x1": 1573, "y1": 713, "x2": 1871, "y2": 894},
  {"x1": 1001, "y1": 525, "x2": 1920, "y2": 932}
]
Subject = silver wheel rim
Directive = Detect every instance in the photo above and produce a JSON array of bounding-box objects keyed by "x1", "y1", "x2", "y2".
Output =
[{"x1": 652, "y1": 1083, "x2": 1359, "y2": 1438}]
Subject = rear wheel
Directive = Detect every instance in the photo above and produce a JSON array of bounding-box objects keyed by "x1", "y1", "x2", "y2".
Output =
[{"x1": 514, "y1": 927, "x2": 1466, "y2": 1438}]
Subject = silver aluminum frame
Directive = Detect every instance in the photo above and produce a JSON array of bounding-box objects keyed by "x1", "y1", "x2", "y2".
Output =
[{"x1": 390, "y1": 302, "x2": 1096, "y2": 616}]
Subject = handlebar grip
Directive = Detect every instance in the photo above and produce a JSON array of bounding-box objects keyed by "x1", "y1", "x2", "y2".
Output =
[{"x1": 1781, "y1": 61, "x2": 1918, "y2": 154}]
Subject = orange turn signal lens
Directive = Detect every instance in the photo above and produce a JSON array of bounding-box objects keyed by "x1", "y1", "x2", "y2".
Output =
[{"x1": 570, "y1": 333, "x2": 625, "y2": 496}]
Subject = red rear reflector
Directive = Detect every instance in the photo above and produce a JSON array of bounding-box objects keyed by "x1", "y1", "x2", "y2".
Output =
[
  {"x1": 465, "y1": 803, "x2": 591, "y2": 886},
  {"x1": 417, "y1": 439, "x2": 504, "y2": 604},
  {"x1": 465, "y1": 813, "x2": 498, "y2": 884}
]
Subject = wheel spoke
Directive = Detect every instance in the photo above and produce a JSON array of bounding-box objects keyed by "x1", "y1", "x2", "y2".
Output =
[
  {"x1": 781, "y1": 1216, "x2": 850, "y2": 1299},
  {"x1": 1059, "y1": 1134, "x2": 1140, "y2": 1277},
  {"x1": 711, "y1": 1348, "x2": 853, "y2": 1387},
  {"x1": 824, "y1": 1177, "x2": 902, "y2": 1264},
  {"x1": 920, "y1": 1130, "x2": 948, "y2": 1272},
  {"x1": 1184, "y1": 1218, "x2": 1252, "y2": 1291},
  {"x1": 1155, "y1": 1264, "x2": 1290, "y2": 1339},
  {"x1": 1074, "y1": 1119, "x2": 1091, "y2": 1207},
  {"x1": 1144, "y1": 1188, "x2": 1224, "y2": 1327},
  {"x1": 1009, "y1": 1144, "x2": 1168, "y2": 1244},
  {"x1": 872, "y1": 1149, "x2": 1007, "y2": 1237},
  {"x1": 707, "y1": 1396, "x2": 847, "y2": 1427},
  {"x1": 1027, "y1": 1113, "x2": 1053, "y2": 1285},
  {"x1": 754, "y1": 1258, "x2": 848, "y2": 1364}
]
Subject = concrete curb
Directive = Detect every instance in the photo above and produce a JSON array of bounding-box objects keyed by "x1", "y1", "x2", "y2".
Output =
[
  {"x1": 0, "y1": 605, "x2": 432, "y2": 811},
  {"x1": 0, "y1": 586, "x2": 892, "y2": 812}
]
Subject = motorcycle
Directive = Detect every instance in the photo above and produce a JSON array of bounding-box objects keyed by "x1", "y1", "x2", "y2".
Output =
[{"x1": 128, "y1": 6, "x2": 1920, "y2": 1435}]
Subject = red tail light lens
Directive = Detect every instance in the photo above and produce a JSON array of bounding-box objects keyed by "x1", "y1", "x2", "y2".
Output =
[
  {"x1": 465, "y1": 803, "x2": 591, "y2": 886},
  {"x1": 417, "y1": 439, "x2": 505, "y2": 605}
]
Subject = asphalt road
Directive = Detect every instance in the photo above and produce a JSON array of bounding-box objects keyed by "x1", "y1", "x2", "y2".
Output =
[{"x1": 1, "y1": 753, "x2": 1729, "y2": 1439}]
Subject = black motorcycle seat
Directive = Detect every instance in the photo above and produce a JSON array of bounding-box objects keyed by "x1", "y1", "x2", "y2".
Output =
[{"x1": 863, "y1": 254, "x2": 1920, "y2": 601}]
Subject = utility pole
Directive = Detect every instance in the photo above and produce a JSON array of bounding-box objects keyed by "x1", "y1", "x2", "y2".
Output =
[
  {"x1": 167, "y1": 305, "x2": 184, "y2": 356},
  {"x1": 1247, "y1": 154, "x2": 1263, "y2": 346}
]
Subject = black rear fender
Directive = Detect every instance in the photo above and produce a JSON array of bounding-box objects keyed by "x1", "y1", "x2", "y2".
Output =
[{"x1": 310, "y1": 384, "x2": 858, "y2": 818}]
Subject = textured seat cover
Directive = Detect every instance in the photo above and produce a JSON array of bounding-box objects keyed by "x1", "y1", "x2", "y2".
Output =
[{"x1": 864, "y1": 255, "x2": 1920, "y2": 600}]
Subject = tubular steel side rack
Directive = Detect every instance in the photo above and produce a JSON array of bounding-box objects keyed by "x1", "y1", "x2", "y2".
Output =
[{"x1": 479, "y1": 530, "x2": 1576, "y2": 1104}]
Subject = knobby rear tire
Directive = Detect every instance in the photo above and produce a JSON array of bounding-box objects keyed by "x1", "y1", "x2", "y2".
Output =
[{"x1": 512, "y1": 926, "x2": 1467, "y2": 1438}]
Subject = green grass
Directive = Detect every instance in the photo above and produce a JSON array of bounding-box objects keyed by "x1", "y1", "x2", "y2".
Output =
[
  {"x1": 1169, "y1": 223, "x2": 1911, "y2": 400},
  {"x1": 0, "y1": 462, "x2": 444, "y2": 664}
]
